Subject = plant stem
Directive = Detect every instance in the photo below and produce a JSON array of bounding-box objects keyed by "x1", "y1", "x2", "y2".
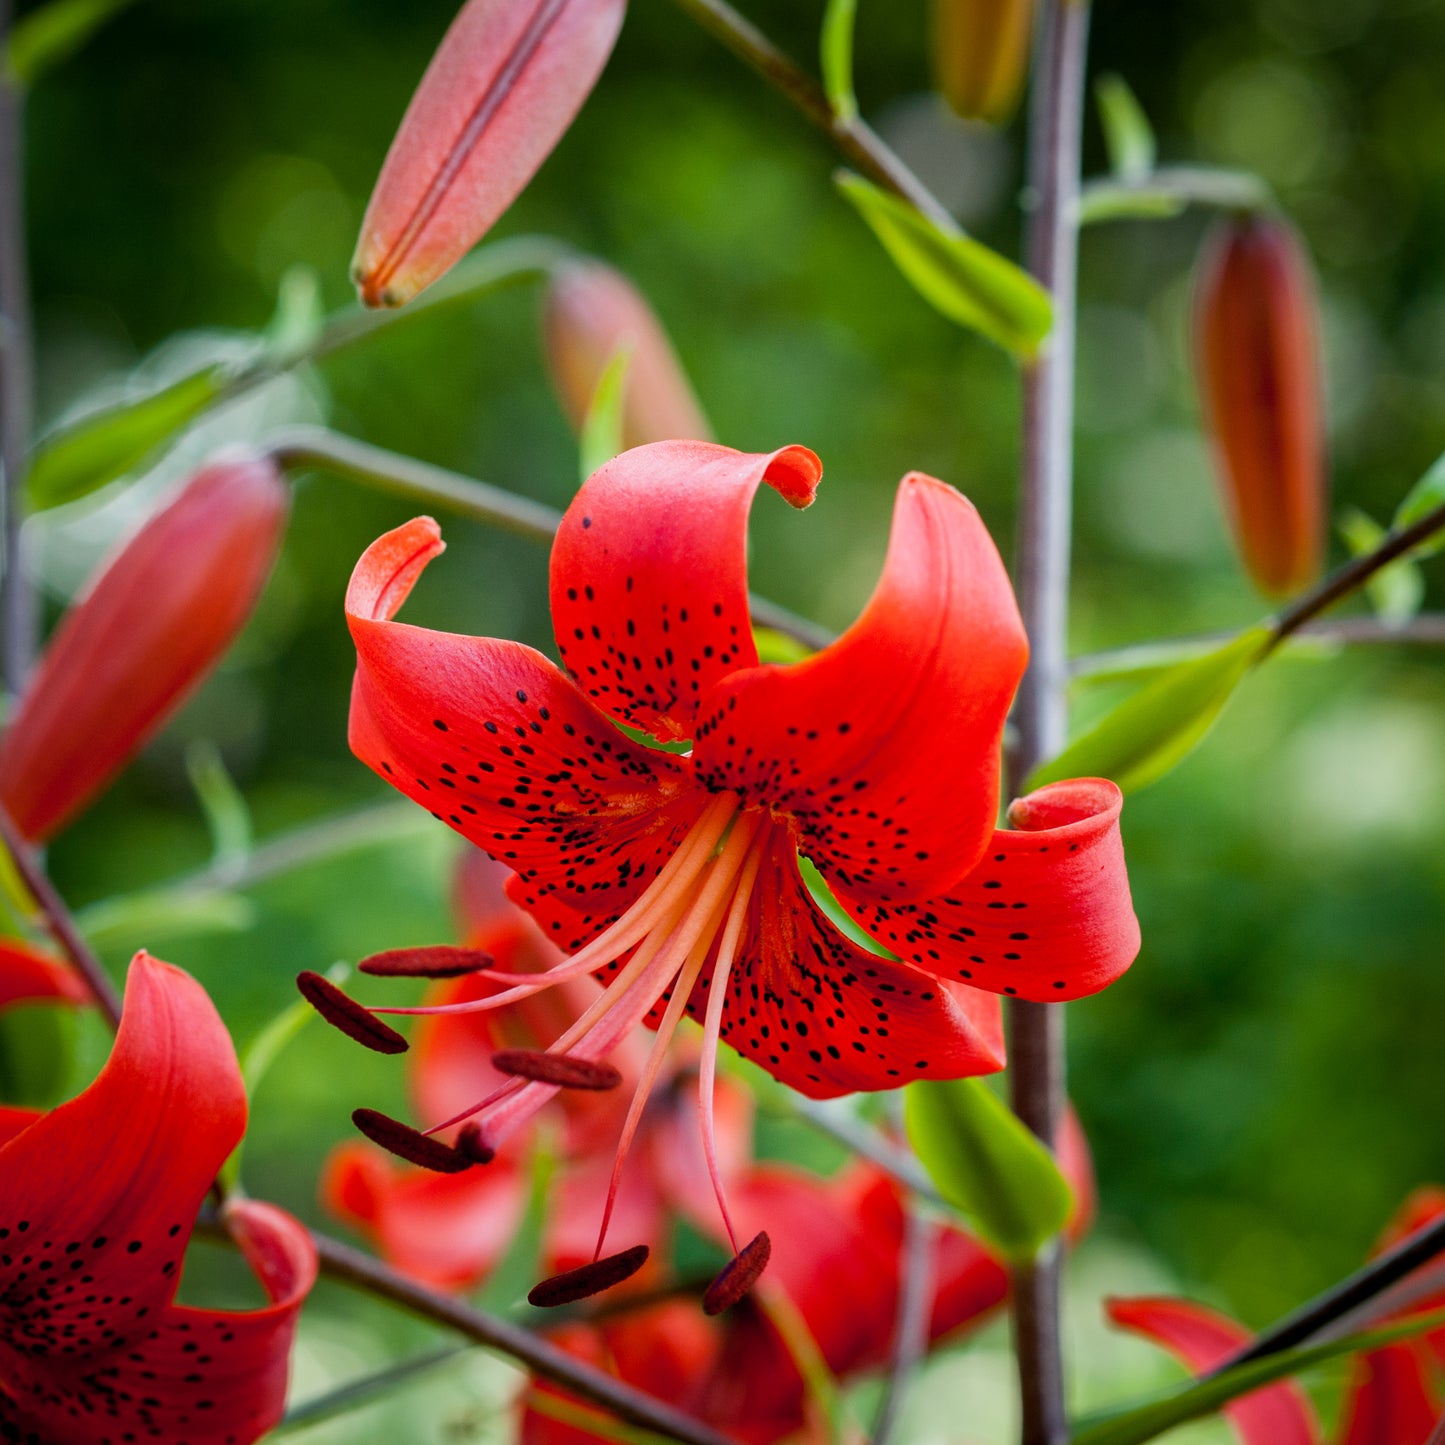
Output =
[
  {"x1": 663, "y1": 0, "x2": 957, "y2": 231},
  {"x1": 0, "y1": 0, "x2": 35, "y2": 690},
  {"x1": 0, "y1": 801, "x2": 122, "y2": 1026},
  {"x1": 267, "y1": 425, "x2": 837, "y2": 651},
  {"x1": 872, "y1": 1201, "x2": 935, "y2": 1445},
  {"x1": 1009, "y1": 3, "x2": 1091, "y2": 1443}
]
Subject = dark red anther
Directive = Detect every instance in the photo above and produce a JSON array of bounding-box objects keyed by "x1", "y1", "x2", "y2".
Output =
[
  {"x1": 491, "y1": 1048, "x2": 622, "y2": 1091},
  {"x1": 527, "y1": 1245, "x2": 650, "y2": 1307},
  {"x1": 351, "y1": 1109, "x2": 473, "y2": 1174},
  {"x1": 296, "y1": 972, "x2": 408, "y2": 1054},
  {"x1": 456, "y1": 1122, "x2": 495, "y2": 1165},
  {"x1": 357, "y1": 945, "x2": 494, "y2": 978},
  {"x1": 703, "y1": 1230, "x2": 771, "y2": 1315}
]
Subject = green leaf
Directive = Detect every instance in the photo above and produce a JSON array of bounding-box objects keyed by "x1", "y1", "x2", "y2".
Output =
[
  {"x1": 5, "y1": 0, "x2": 135, "y2": 86},
  {"x1": 1029, "y1": 627, "x2": 1272, "y2": 794},
  {"x1": 820, "y1": 0, "x2": 860, "y2": 123},
  {"x1": 578, "y1": 346, "x2": 631, "y2": 482},
  {"x1": 74, "y1": 888, "x2": 254, "y2": 951},
  {"x1": 265, "y1": 264, "x2": 327, "y2": 365},
  {"x1": 1339, "y1": 508, "x2": 1424, "y2": 627},
  {"x1": 904, "y1": 1077, "x2": 1073, "y2": 1262},
  {"x1": 186, "y1": 742, "x2": 253, "y2": 880},
  {"x1": 835, "y1": 171, "x2": 1052, "y2": 358},
  {"x1": 1392, "y1": 447, "x2": 1445, "y2": 558},
  {"x1": 1073, "y1": 1304, "x2": 1445, "y2": 1445},
  {"x1": 27, "y1": 363, "x2": 231, "y2": 509},
  {"x1": 753, "y1": 625, "x2": 816, "y2": 666},
  {"x1": 1076, "y1": 186, "x2": 1187, "y2": 226},
  {"x1": 1095, "y1": 74, "x2": 1156, "y2": 182},
  {"x1": 0, "y1": 1002, "x2": 76, "y2": 1107}
]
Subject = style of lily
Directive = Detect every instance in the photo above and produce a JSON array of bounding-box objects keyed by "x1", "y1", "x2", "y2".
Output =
[
  {"x1": 524, "y1": 1111, "x2": 1097, "y2": 1445},
  {"x1": 0, "y1": 951, "x2": 317, "y2": 1444},
  {"x1": 1108, "y1": 1188, "x2": 1445, "y2": 1445},
  {"x1": 326, "y1": 439, "x2": 1139, "y2": 1304}
]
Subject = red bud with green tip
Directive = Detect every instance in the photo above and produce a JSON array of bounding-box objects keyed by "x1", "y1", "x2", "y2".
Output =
[
  {"x1": 542, "y1": 259, "x2": 711, "y2": 448},
  {"x1": 1193, "y1": 213, "x2": 1327, "y2": 598},
  {"x1": 353, "y1": 0, "x2": 627, "y2": 309},
  {"x1": 0, "y1": 455, "x2": 288, "y2": 841},
  {"x1": 932, "y1": 0, "x2": 1034, "y2": 125}
]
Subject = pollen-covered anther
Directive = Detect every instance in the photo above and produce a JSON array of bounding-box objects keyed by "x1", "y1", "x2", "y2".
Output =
[
  {"x1": 456, "y1": 1122, "x2": 495, "y2": 1165},
  {"x1": 296, "y1": 971, "x2": 408, "y2": 1054},
  {"x1": 491, "y1": 1048, "x2": 623, "y2": 1090},
  {"x1": 702, "y1": 1230, "x2": 772, "y2": 1315},
  {"x1": 527, "y1": 1244, "x2": 650, "y2": 1307},
  {"x1": 358, "y1": 945, "x2": 494, "y2": 978},
  {"x1": 351, "y1": 1108, "x2": 473, "y2": 1174}
]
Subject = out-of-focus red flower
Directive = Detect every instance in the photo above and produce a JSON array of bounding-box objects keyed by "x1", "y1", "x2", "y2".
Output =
[
  {"x1": 353, "y1": 0, "x2": 627, "y2": 308},
  {"x1": 1108, "y1": 1188, "x2": 1445, "y2": 1445},
  {"x1": 0, "y1": 455, "x2": 288, "y2": 841},
  {"x1": 0, "y1": 951, "x2": 317, "y2": 1445},
  {"x1": 0, "y1": 938, "x2": 87, "y2": 1012},
  {"x1": 931, "y1": 0, "x2": 1033, "y2": 124},
  {"x1": 324, "y1": 440, "x2": 1139, "y2": 1301},
  {"x1": 1193, "y1": 213, "x2": 1327, "y2": 598},
  {"x1": 542, "y1": 259, "x2": 712, "y2": 450}
]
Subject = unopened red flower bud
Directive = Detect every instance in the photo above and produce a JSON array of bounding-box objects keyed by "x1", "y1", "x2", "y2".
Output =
[
  {"x1": 931, "y1": 0, "x2": 1033, "y2": 125},
  {"x1": 542, "y1": 259, "x2": 711, "y2": 448},
  {"x1": 353, "y1": 0, "x2": 627, "y2": 309},
  {"x1": 1193, "y1": 213, "x2": 1327, "y2": 598},
  {"x1": 0, "y1": 456, "x2": 288, "y2": 841}
]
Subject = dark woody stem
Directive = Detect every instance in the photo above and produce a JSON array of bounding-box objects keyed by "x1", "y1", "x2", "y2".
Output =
[{"x1": 1008, "y1": 3, "x2": 1091, "y2": 1444}]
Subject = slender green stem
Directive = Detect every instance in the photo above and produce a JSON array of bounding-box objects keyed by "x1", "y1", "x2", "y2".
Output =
[
  {"x1": 1009, "y1": 3, "x2": 1091, "y2": 1443},
  {"x1": 268, "y1": 425, "x2": 838, "y2": 652},
  {"x1": 1077, "y1": 165, "x2": 1272, "y2": 226}
]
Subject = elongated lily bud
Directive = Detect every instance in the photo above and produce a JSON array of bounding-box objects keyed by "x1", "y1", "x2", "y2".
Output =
[
  {"x1": 932, "y1": 0, "x2": 1033, "y2": 125},
  {"x1": 1193, "y1": 213, "x2": 1326, "y2": 598},
  {"x1": 353, "y1": 0, "x2": 627, "y2": 308},
  {"x1": 542, "y1": 259, "x2": 712, "y2": 447},
  {"x1": 0, "y1": 456, "x2": 287, "y2": 841}
]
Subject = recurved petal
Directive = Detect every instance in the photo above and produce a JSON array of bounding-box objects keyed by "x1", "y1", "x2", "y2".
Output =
[
  {"x1": 543, "y1": 259, "x2": 712, "y2": 449},
  {"x1": 348, "y1": 517, "x2": 698, "y2": 918},
  {"x1": 353, "y1": 0, "x2": 626, "y2": 307},
  {"x1": 0, "y1": 939, "x2": 88, "y2": 1010},
  {"x1": 847, "y1": 778, "x2": 1139, "y2": 1001},
  {"x1": 0, "y1": 455, "x2": 287, "y2": 841},
  {"x1": 694, "y1": 474, "x2": 1027, "y2": 906},
  {"x1": 550, "y1": 440, "x2": 820, "y2": 744},
  {"x1": 1105, "y1": 1296, "x2": 1321, "y2": 1445},
  {"x1": 1337, "y1": 1345, "x2": 1440, "y2": 1445},
  {"x1": 696, "y1": 842, "x2": 1006, "y2": 1100}
]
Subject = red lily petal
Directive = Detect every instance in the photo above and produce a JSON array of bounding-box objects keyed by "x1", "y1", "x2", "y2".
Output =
[
  {"x1": 352, "y1": 0, "x2": 626, "y2": 308},
  {"x1": 543, "y1": 1141, "x2": 666, "y2": 1278},
  {"x1": 0, "y1": 1105, "x2": 41, "y2": 1147},
  {"x1": 846, "y1": 778, "x2": 1139, "y2": 1001},
  {"x1": 0, "y1": 952, "x2": 314, "y2": 1445},
  {"x1": 649, "y1": 1065, "x2": 755, "y2": 1240},
  {"x1": 1059, "y1": 1102, "x2": 1098, "y2": 1242},
  {"x1": 694, "y1": 474, "x2": 1028, "y2": 906},
  {"x1": 0, "y1": 456, "x2": 287, "y2": 841},
  {"x1": 549, "y1": 440, "x2": 821, "y2": 744},
  {"x1": 1337, "y1": 1345, "x2": 1440, "y2": 1445},
  {"x1": 1105, "y1": 1296, "x2": 1321, "y2": 1445},
  {"x1": 0, "y1": 938, "x2": 87, "y2": 1010},
  {"x1": 543, "y1": 259, "x2": 713, "y2": 451},
  {"x1": 321, "y1": 1142, "x2": 527, "y2": 1291},
  {"x1": 348, "y1": 517, "x2": 699, "y2": 916},
  {"x1": 705, "y1": 843, "x2": 1005, "y2": 1099}
]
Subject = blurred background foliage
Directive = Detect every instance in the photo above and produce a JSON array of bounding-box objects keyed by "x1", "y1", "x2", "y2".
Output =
[{"x1": 10, "y1": 0, "x2": 1445, "y2": 1438}]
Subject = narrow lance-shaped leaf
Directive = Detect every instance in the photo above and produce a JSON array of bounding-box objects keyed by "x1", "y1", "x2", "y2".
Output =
[
  {"x1": 836, "y1": 171, "x2": 1052, "y2": 357},
  {"x1": 1028, "y1": 627, "x2": 1273, "y2": 795},
  {"x1": 1338, "y1": 509, "x2": 1424, "y2": 628},
  {"x1": 819, "y1": 0, "x2": 859, "y2": 123},
  {"x1": 1392, "y1": 446, "x2": 1445, "y2": 558},
  {"x1": 1095, "y1": 74, "x2": 1156, "y2": 182},
  {"x1": 26, "y1": 363, "x2": 231, "y2": 510},
  {"x1": 905, "y1": 1077, "x2": 1073, "y2": 1262},
  {"x1": 4, "y1": 0, "x2": 135, "y2": 87},
  {"x1": 352, "y1": 0, "x2": 627, "y2": 308}
]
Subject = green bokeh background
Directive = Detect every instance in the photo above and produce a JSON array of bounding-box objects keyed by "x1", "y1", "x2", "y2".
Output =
[{"x1": 10, "y1": 0, "x2": 1445, "y2": 1438}]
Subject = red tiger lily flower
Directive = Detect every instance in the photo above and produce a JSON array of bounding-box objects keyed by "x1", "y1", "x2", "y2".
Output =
[
  {"x1": 1108, "y1": 1189, "x2": 1445, "y2": 1445},
  {"x1": 0, "y1": 938, "x2": 88, "y2": 1012},
  {"x1": 0, "y1": 456, "x2": 288, "y2": 841},
  {"x1": 335, "y1": 440, "x2": 1138, "y2": 1300},
  {"x1": 0, "y1": 951, "x2": 317, "y2": 1444},
  {"x1": 353, "y1": 0, "x2": 627, "y2": 308}
]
